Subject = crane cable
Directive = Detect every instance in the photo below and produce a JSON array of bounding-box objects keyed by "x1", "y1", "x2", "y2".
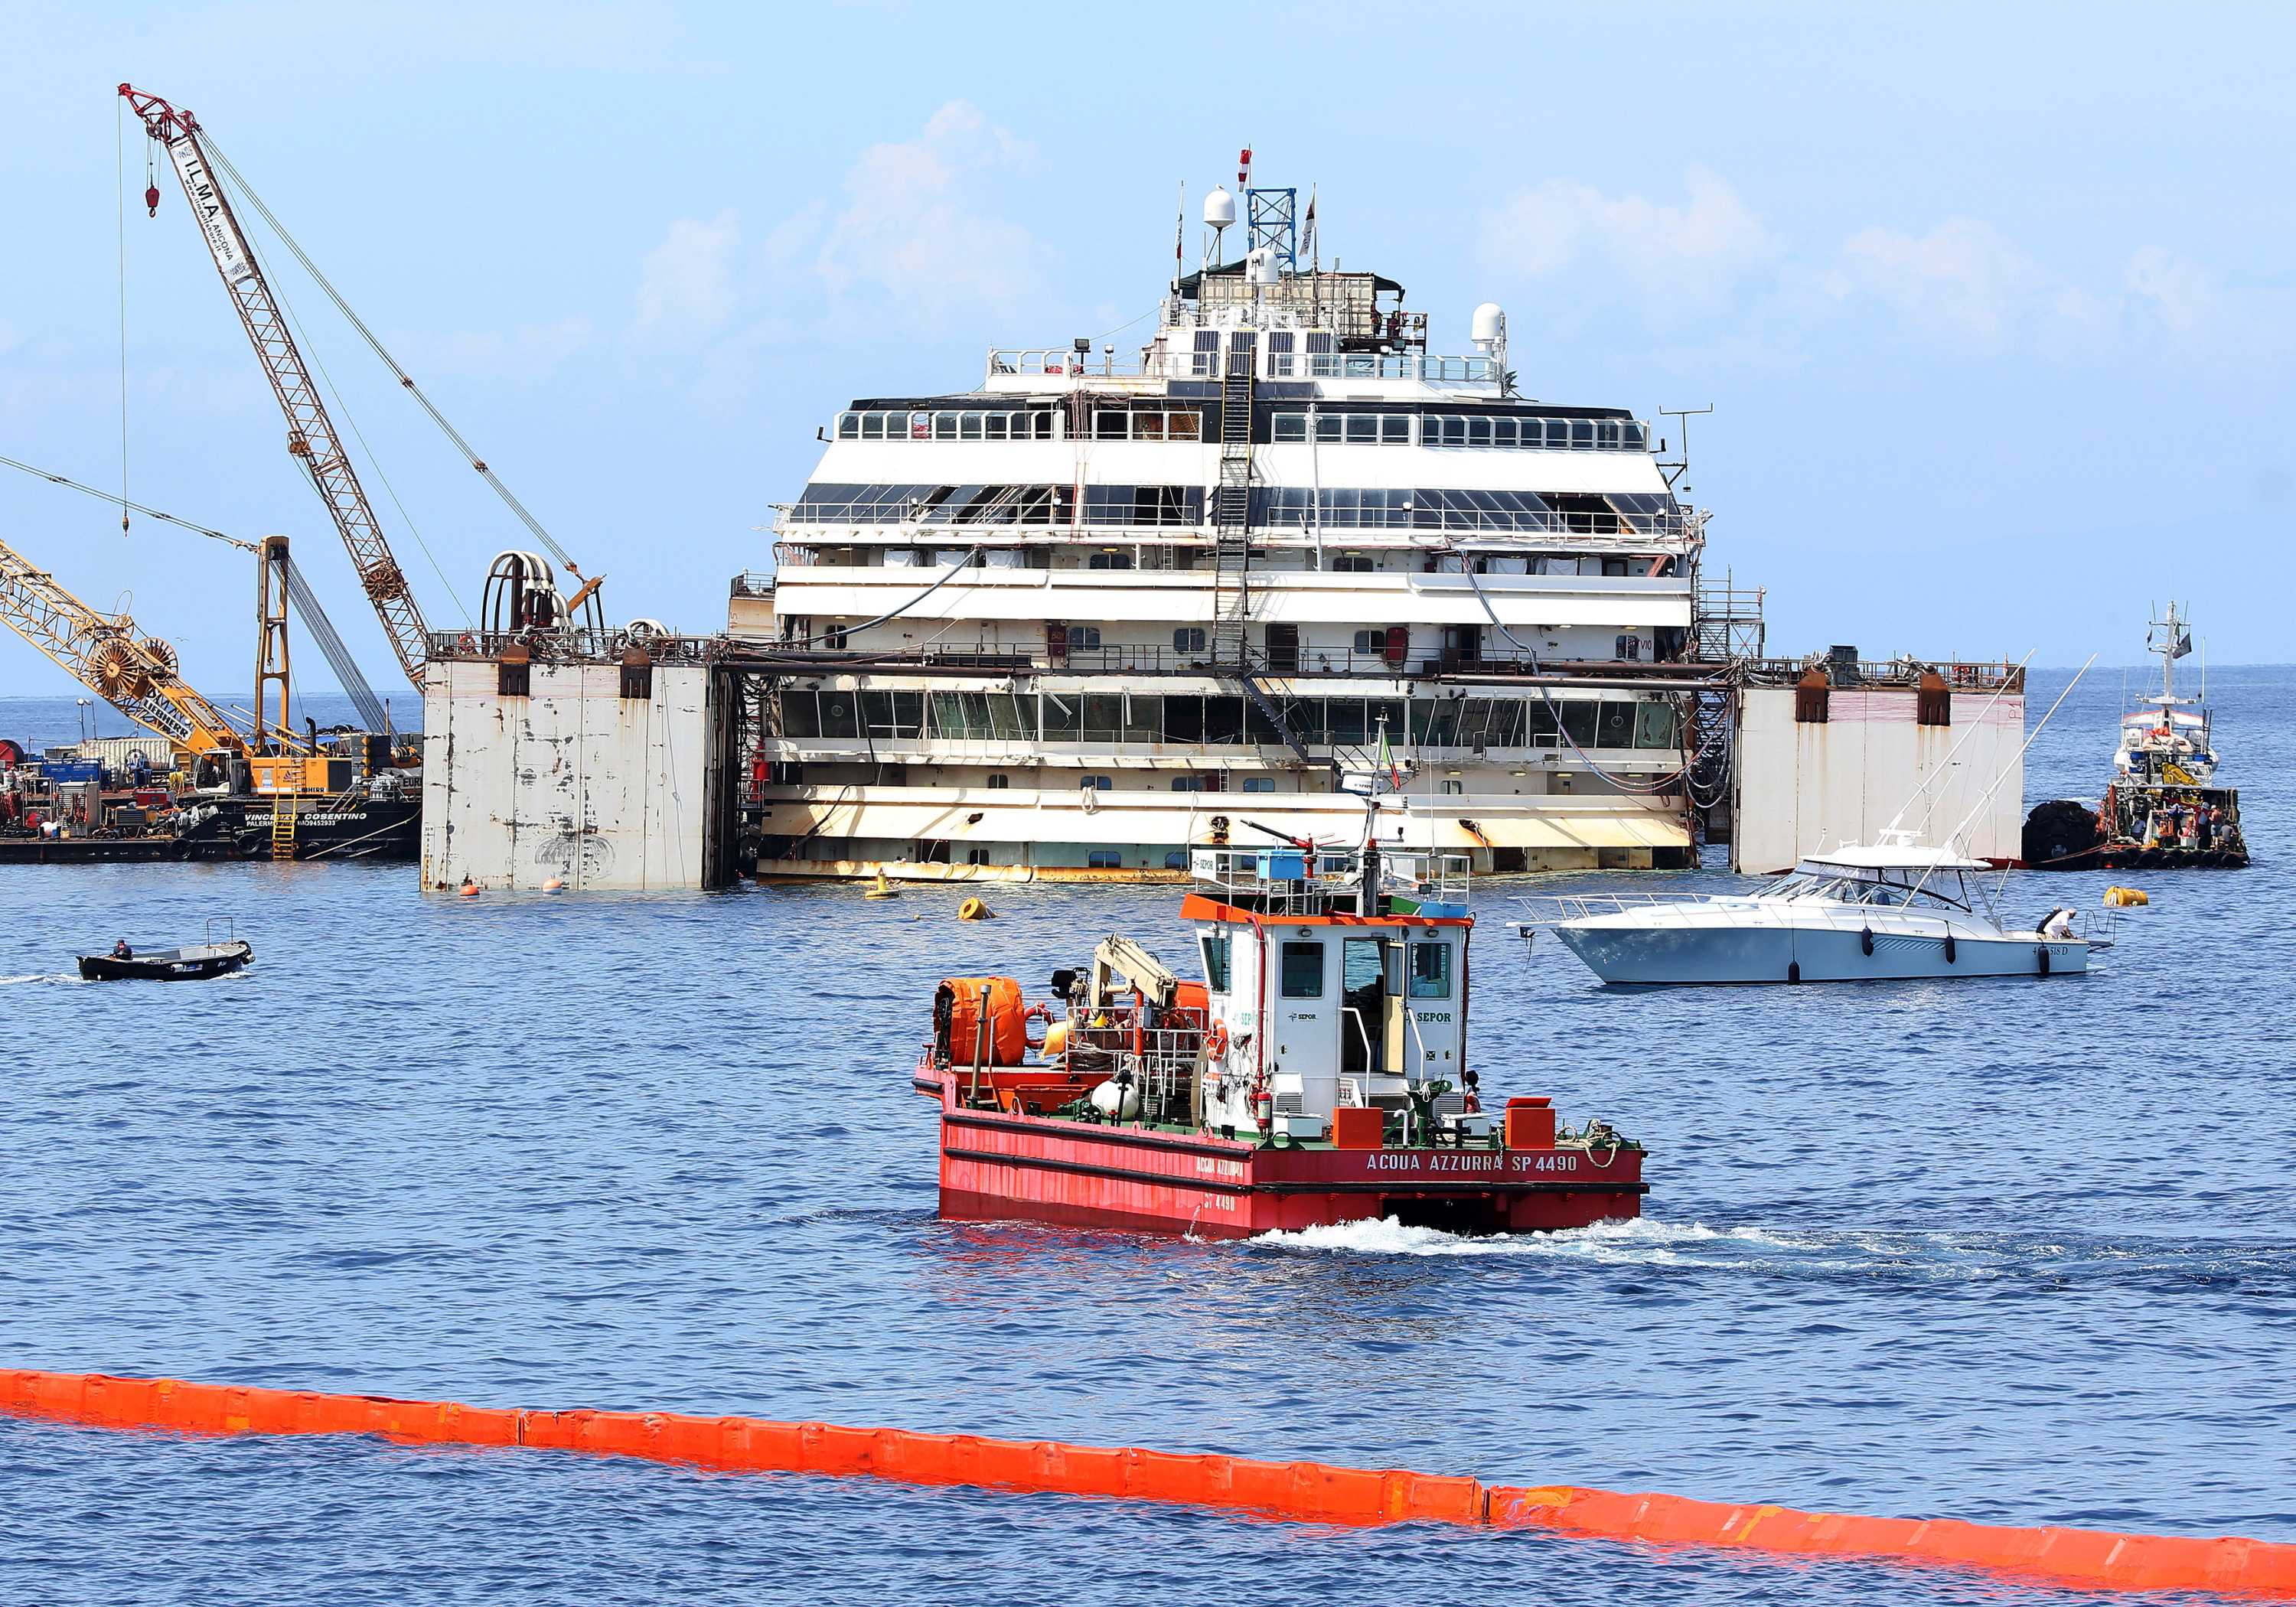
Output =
[
  {"x1": 0, "y1": 452, "x2": 252, "y2": 551},
  {"x1": 115, "y1": 99, "x2": 130, "y2": 535},
  {"x1": 197, "y1": 133, "x2": 582, "y2": 581},
  {"x1": 0, "y1": 449, "x2": 386, "y2": 731}
]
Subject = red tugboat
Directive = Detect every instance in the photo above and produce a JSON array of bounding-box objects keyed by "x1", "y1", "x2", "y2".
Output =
[{"x1": 915, "y1": 830, "x2": 1646, "y2": 1238}]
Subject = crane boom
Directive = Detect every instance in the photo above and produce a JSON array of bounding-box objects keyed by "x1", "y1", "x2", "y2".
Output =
[
  {"x1": 0, "y1": 531, "x2": 243, "y2": 756},
  {"x1": 121, "y1": 83, "x2": 429, "y2": 689}
]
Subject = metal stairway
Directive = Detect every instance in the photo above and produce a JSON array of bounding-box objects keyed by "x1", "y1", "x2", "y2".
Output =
[
  {"x1": 1210, "y1": 361, "x2": 1254, "y2": 666},
  {"x1": 269, "y1": 790, "x2": 298, "y2": 860}
]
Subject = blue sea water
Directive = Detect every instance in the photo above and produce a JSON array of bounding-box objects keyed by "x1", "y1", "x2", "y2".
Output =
[{"x1": 0, "y1": 667, "x2": 2288, "y2": 1606}]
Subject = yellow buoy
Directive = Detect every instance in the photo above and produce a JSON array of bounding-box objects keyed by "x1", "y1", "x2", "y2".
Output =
[
  {"x1": 957, "y1": 895, "x2": 993, "y2": 921},
  {"x1": 864, "y1": 871, "x2": 901, "y2": 900},
  {"x1": 2104, "y1": 885, "x2": 2149, "y2": 908}
]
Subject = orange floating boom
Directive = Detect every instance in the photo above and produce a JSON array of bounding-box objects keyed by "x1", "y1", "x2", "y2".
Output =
[{"x1": 3, "y1": 1367, "x2": 2291, "y2": 1599}]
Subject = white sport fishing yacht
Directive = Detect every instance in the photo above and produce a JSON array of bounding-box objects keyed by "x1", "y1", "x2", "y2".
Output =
[{"x1": 1524, "y1": 831, "x2": 2092, "y2": 986}]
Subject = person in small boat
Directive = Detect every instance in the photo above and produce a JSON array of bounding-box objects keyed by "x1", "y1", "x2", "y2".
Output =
[
  {"x1": 2040, "y1": 908, "x2": 2076, "y2": 939},
  {"x1": 111, "y1": 939, "x2": 133, "y2": 960}
]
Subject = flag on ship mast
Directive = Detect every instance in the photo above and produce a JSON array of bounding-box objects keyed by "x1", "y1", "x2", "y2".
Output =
[
  {"x1": 1303, "y1": 185, "x2": 1317, "y2": 270},
  {"x1": 2173, "y1": 629, "x2": 2193, "y2": 658},
  {"x1": 1378, "y1": 721, "x2": 1401, "y2": 791}
]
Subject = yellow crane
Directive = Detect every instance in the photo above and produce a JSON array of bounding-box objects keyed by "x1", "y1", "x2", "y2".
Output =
[{"x1": 0, "y1": 528, "x2": 244, "y2": 760}]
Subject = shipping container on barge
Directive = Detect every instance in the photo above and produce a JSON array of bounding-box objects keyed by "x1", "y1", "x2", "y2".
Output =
[{"x1": 913, "y1": 820, "x2": 1645, "y2": 1237}]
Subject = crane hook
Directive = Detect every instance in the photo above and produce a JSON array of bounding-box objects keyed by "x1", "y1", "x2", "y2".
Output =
[{"x1": 144, "y1": 184, "x2": 161, "y2": 217}]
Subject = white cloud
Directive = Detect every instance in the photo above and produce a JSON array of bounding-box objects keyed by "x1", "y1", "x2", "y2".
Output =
[
  {"x1": 2123, "y1": 246, "x2": 2219, "y2": 337},
  {"x1": 1818, "y1": 218, "x2": 2076, "y2": 348},
  {"x1": 1479, "y1": 166, "x2": 1772, "y2": 305},
  {"x1": 810, "y1": 101, "x2": 1047, "y2": 327},
  {"x1": 633, "y1": 209, "x2": 740, "y2": 343}
]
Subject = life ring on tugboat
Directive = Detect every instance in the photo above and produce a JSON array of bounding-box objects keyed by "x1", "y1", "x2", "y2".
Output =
[
  {"x1": 1023, "y1": 1002, "x2": 1056, "y2": 1052},
  {"x1": 1206, "y1": 1019, "x2": 1231, "y2": 1061}
]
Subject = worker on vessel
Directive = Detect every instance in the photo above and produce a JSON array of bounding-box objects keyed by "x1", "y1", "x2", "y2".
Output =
[
  {"x1": 1460, "y1": 1068, "x2": 1482, "y2": 1115},
  {"x1": 2040, "y1": 907, "x2": 2076, "y2": 939},
  {"x1": 111, "y1": 939, "x2": 132, "y2": 960}
]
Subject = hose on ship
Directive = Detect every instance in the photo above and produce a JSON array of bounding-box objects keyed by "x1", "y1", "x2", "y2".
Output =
[
  {"x1": 1450, "y1": 553, "x2": 1733, "y2": 803},
  {"x1": 777, "y1": 545, "x2": 988, "y2": 649}
]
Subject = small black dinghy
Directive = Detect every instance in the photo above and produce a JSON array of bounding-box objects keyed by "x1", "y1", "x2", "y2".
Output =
[{"x1": 79, "y1": 921, "x2": 253, "y2": 982}]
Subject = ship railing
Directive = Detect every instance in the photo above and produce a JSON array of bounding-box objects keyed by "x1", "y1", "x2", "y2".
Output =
[
  {"x1": 1190, "y1": 845, "x2": 1367, "y2": 912},
  {"x1": 732, "y1": 569, "x2": 777, "y2": 594},
  {"x1": 768, "y1": 505, "x2": 1696, "y2": 542},
  {"x1": 1740, "y1": 657, "x2": 2024, "y2": 691},
  {"x1": 422, "y1": 629, "x2": 722, "y2": 664},
  {"x1": 1378, "y1": 849, "x2": 1473, "y2": 908},
  {"x1": 984, "y1": 347, "x2": 1504, "y2": 386}
]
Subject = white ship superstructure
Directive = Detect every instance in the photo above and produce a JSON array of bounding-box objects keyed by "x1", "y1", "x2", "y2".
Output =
[{"x1": 737, "y1": 157, "x2": 1742, "y2": 879}]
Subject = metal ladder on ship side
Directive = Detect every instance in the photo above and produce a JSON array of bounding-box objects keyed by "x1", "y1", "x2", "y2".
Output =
[
  {"x1": 1210, "y1": 359, "x2": 1254, "y2": 666},
  {"x1": 269, "y1": 790, "x2": 298, "y2": 860}
]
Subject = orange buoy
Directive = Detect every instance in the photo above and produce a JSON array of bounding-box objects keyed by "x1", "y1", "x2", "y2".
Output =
[{"x1": 458, "y1": 878, "x2": 481, "y2": 898}]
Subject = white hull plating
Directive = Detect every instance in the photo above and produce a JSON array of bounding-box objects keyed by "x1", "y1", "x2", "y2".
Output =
[{"x1": 1554, "y1": 919, "x2": 2089, "y2": 986}]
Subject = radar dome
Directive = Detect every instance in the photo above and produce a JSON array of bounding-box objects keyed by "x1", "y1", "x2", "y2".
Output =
[
  {"x1": 1203, "y1": 186, "x2": 1236, "y2": 228},
  {"x1": 1471, "y1": 302, "x2": 1506, "y2": 344}
]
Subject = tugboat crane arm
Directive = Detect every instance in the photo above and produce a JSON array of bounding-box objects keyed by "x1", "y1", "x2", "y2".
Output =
[{"x1": 1090, "y1": 935, "x2": 1181, "y2": 1010}]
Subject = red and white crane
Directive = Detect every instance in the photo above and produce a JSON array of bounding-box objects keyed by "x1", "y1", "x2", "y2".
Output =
[{"x1": 121, "y1": 83, "x2": 433, "y2": 686}]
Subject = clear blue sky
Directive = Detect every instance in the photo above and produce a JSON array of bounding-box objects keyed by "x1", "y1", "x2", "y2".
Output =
[{"x1": 2, "y1": 2, "x2": 2290, "y2": 706}]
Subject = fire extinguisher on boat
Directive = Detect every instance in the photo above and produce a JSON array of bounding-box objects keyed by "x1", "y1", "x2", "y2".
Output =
[{"x1": 1253, "y1": 1082, "x2": 1274, "y2": 1136}]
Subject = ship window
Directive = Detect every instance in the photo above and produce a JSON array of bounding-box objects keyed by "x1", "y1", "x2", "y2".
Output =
[
  {"x1": 1083, "y1": 774, "x2": 1114, "y2": 790},
  {"x1": 1170, "y1": 775, "x2": 1205, "y2": 791},
  {"x1": 1625, "y1": 422, "x2": 1647, "y2": 449},
  {"x1": 1192, "y1": 329, "x2": 1220, "y2": 376},
  {"x1": 1167, "y1": 410, "x2": 1201, "y2": 441},
  {"x1": 1274, "y1": 413, "x2": 1306, "y2": 443},
  {"x1": 858, "y1": 412, "x2": 884, "y2": 439},
  {"x1": 1334, "y1": 553, "x2": 1375, "y2": 573},
  {"x1": 1492, "y1": 418, "x2": 1517, "y2": 447},
  {"x1": 1467, "y1": 416, "x2": 1493, "y2": 446},
  {"x1": 837, "y1": 412, "x2": 860, "y2": 438},
  {"x1": 983, "y1": 412, "x2": 1008, "y2": 441},
  {"x1": 1088, "y1": 850, "x2": 1123, "y2": 869},
  {"x1": 1381, "y1": 415, "x2": 1411, "y2": 443},
  {"x1": 1635, "y1": 702, "x2": 1680, "y2": 750},
  {"x1": 1596, "y1": 702, "x2": 1637, "y2": 748},
  {"x1": 1280, "y1": 940, "x2": 1326, "y2": 999},
  {"x1": 1560, "y1": 701, "x2": 1598, "y2": 748},
  {"x1": 1315, "y1": 413, "x2": 1342, "y2": 443},
  {"x1": 1068, "y1": 625, "x2": 1102, "y2": 650},
  {"x1": 1241, "y1": 776, "x2": 1275, "y2": 793},
  {"x1": 1345, "y1": 414, "x2": 1377, "y2": 443},
  {"x1": 1596, "y1": 419, "x2": 1622, "y2": 449},
  {"x1": 1094, "y1": 409, "x2": 1128, "y2": 440},
  {"x1": 1173, "y1": 627, "x2": 1207, "y2": 653},
  {"x1": 1408, "y1": 941, "x2": 1452, "y2": 999},
  {"x1": 1087, "y1": 550, "x2": 1133, "y2": 570},
  {"x1": 1201, "y1": 934, "x2": 1233, "y2": 994},
  {"x1": 1569, "y1": 419, "x2": 1594, "y2": 449},
  {"x1": 1135, "y1": 411, "x2": 1165, "y2": 442}
]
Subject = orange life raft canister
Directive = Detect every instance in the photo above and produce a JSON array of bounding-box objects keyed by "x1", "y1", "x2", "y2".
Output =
[{"x1": 934, "y1": 976, "x2": 1029, "y2": 1067}]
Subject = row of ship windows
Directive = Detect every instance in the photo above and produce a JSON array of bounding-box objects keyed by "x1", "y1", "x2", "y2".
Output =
[
  {"x1": 1273, "y1": 413, "x2": 1647, "y2": 451},
  {"x1": 791, "y1": 482, "x2": 1680, "y2": 533},
  {"x1": 773, "y1": 689, "x2": 1683, "y2": 751},
  {"x1": 831, "y1": 409, "x2": 1646, "y2": 451}
]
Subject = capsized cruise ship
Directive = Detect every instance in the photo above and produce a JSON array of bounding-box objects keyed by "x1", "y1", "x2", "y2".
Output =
[{"x1": 733, "y1": 154, "x2": 1752, "y2": 881}]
